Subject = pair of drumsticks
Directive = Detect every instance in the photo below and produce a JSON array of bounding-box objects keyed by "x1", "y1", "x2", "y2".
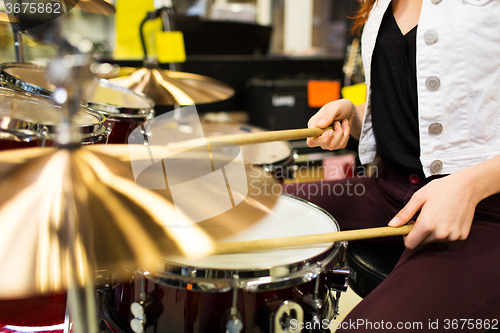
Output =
[{"x1": 173, "y1": 126, "x2": 413, "y2": 254}]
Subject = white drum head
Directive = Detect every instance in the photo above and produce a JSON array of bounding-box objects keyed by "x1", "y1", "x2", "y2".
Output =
[
  {"x1": 0, "y1": 88, "x2": 100, "y2": 126},
  {"x1": 166, "y1": 195, "x2": 338, "y2": 270},
  {"x1": 201, "y1": 122, "x2": 292, "y2": 165},
  {"x1": 89, "y1": 79, "x2": 154, "y2": 110}
]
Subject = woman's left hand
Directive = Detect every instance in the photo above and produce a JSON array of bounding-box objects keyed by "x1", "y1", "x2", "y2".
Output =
[{"x1": 388, "y1": 172, "x2": 482, "y2": 249}]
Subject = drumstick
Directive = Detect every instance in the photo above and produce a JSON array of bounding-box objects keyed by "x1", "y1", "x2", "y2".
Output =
[
  {"x1": 168, "y1": 126, "x2": 333, "y2": 150},
  {"x1": 213, "y1": 224, "x2": 413, "y2": 254}
]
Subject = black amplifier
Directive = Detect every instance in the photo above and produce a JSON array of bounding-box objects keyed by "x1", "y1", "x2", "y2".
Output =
[{"x1": 244, "y1": 73, "x2": 341, "y2": 131}]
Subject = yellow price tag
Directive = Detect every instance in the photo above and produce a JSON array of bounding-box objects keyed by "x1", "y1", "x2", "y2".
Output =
[
  {"x1": 114, "y1": 0, "x2": 161, "y2": 59},
  {"x1": 156, "y1": 31, "x2": 186, "y2": 63},
  {"x1": 341, "y1": 83, "x2": 367, "y2": 106}
]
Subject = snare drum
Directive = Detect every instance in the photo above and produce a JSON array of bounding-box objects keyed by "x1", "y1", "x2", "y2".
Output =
[
  {"x1": 1, "y1": 62, "x2": 155, "y2": 144},
  {"x1": 102, "y1": 195, "x2": 347, "y2": 333},
  {"x1": 0, "y1": 87, "x2": 107, "y2": 150}
]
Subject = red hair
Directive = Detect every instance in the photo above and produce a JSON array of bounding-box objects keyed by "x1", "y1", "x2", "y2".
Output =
[{"x1": 351, "y1": 0, "x2": 377, "y2": 36}]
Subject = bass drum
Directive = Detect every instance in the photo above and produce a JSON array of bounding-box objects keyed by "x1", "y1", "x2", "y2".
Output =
[
  {"x1": 0, "y1": 87, "x2": 107, "y2": 150},
  {"x1": 1, "y1": 62, "x2": 154, "y2": 144},
  {"x1": 101, "y1": 195, "x2": 348, "y2": 333}
]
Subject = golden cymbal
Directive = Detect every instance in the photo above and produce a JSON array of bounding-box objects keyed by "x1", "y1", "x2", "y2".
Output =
[
  {"x1": 108, "y1": 67, "x2": 235, "y2": 106},
  {"x1": 0, "y1": 144, "x2": 278, "y2": 298},
  {"x1": 63, "y1": 0, "x2": 116, "y2": 15},
  {"x1": 0, "y1": 12, "x2": 18, "y2": 23}
]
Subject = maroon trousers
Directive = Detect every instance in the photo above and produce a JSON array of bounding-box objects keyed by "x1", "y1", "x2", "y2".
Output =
[{"x1": 282, "y1": 162, "x2": 500, "y2": 332}]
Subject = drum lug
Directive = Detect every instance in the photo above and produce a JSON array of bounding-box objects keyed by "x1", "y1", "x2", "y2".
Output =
[
  {"x1": 130, "y1": 302, "x2": 145, "y2": 333},
  {"x1": 224, "y1": 274, "x2": 243, "y2": 333},
  {"x1": 105, "y1": 123, "x2": 112, "y2": 144},
  {"x1": 268, "y1": 300, "x2": 303, "y2": 333},
  {"x1": 225, "y1": 317, "x2": 244, "y2": 333},
  {"x1": 129, "y1": 273, "x2": 158, "y2": 333},
  {"x1": 301, "y1": 273, "x2": 324, "y2": 316},
  {"x1": 129, "y1": 294, "x2": 157, "y2": 333},
  {"x1": 140, "y1": 124, "x2": 151, "y2": 145},
  {"x1": 301, "y1": 293, "x2": 324, "y2": 314},
  {"x1": 40, "y1": 126, "x2": 49, "y2": 147}
]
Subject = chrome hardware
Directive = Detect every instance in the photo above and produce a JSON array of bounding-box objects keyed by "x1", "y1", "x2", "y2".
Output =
[
  {"x1": 105, "y1": 123, "x2": 112, "y2": 144},
  {"x1": 140, "y1": 124, "x2": 151, "y2": 146},
  {"x1": 270, "y1": 300, "x2": 303, "y2": 333},
  {"x1": 327, "y1": 243, "x2": 349, "y2": 319},
  {"x1": 130, "y1": 273, "x2": 147, "y2": 333},
  {"x1": 40, "y1": 126, "x2": 49, "y2": 148},
  {"x1": 130, "y1": 303, "x2": 145, "y2": 333},
  {"x1": 302, "y1": 270, "x2": 324, "y2": 315},
  {"x1": 225, "y1": 274, "x2": 243, "y2": 333},
  {"x1": 330, "y1": 268, "x2": 349, "y2": 292},
  {"x1": 226, "y1": 318, "x2": 243, "y2": 333},
  {"x1": 302, "y1": 293, "x2": 324, "y2": 314}
]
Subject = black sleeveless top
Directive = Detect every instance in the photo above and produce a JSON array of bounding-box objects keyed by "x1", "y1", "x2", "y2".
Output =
[{"x1": 371, "y1": 4, "x2": 422, "y2": 171}]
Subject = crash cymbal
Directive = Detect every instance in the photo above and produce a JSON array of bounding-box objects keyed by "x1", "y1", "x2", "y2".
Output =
[
  {"x1": 0, "y1": 12, "x2": 18, "y2": 23},
  {"x1": 0, "y1": 144, "x2": 278, "y2": 298},
  {"x1": 108, "y1": 67, "x2": 235, "y2": 106},
  {"x1": 63, "y1": 0, "x2": 116, "y2": 15}
]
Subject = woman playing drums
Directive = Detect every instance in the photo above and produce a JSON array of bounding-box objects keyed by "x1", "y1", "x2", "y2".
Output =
[{"x1": 301, "y1": 0, "x2": 500, "y2": 329}]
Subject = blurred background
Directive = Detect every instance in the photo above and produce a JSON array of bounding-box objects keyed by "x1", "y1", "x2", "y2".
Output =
[{"x1": 0, "y1": 0, "x2": 366, "y2": 170}]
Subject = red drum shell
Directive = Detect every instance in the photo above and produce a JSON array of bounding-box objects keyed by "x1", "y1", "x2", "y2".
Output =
[{"x1": 0, "y1": 294, "x2": 67, "y2": 332}]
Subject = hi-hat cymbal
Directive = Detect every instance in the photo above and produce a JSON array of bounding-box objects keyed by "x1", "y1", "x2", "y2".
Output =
[
  {"x1": 63, "y1": 0, "x2": 116, "y2": 15},
  {"x1": 0, "y1": 12, "x2": 18, "y2": 23},
  {"x1": 0, "y1": 144, "x2": 278, "y2": 298},
  {"x1": 108, "y1": 67, "x2": 235, "y2": 106}
]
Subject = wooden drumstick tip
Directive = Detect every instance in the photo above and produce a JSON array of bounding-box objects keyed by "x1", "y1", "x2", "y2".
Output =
[{"x1": 213, "y1": 224, "x2": 414, "y2": 255}]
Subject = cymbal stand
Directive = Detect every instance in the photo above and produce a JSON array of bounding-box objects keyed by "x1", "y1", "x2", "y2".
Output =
[
  {"x1": 139, "y1": 4, "x2": 181, "y2": 114},
  {"x1": 17, "y1": 12, "x2": 100, "y2": 332},
  {"x1": 12, "y1": 24, "x2": 25, "y2": 62}
]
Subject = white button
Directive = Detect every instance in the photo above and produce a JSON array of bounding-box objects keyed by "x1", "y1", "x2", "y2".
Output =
[
  {"x1": 424, "y1": 29, "x2": 438, "y2": 44},
  {"x1": 431, "y1": 0, "x2": 442, "y2": 4},
  {"x1": 430, "y1": 160, "x2": 443, "y2": 173},
  {"x1": 428, "y1": 123, "x2": 443, "y2": 135},
  {"x1": 425, "y1": 76, "x2": 440, "y2": 91}
]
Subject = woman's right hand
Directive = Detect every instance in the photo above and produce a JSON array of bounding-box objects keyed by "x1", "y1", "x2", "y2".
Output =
[{"x1": 306, "y1": 99, "x2": 355, "y2": 150}]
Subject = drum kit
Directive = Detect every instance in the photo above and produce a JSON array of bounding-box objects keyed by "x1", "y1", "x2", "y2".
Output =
[{"x1": 0, "y1": 2, "x2": 351, "y2": 333}]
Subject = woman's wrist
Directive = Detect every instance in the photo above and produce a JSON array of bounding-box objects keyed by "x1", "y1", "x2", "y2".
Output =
[
  {"x1": 454, "y1": 156, "x2": 500, "y2": 203},
  {"x1": 345, "y1": 100, "x2": 364, "y2": 140}
]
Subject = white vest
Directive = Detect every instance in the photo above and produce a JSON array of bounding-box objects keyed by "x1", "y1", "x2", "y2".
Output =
[{"x1": 358, "y1": 0, "x2": 500, "y2": 177}]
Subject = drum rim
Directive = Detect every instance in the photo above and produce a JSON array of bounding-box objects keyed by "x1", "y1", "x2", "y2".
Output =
[
  {"x1": 0, "y1": 63, "x2": 155, "y2": 119},
  {"x1": 0, "y1": 62, "x2": 53, "y2": 97},
  {"x1": 0, "y1": 87, "x2": 107, "y2": 143},
  {"x1": 145, "y1": 194, "x2": 343, "y2": 293},
  {"x1": 85, "y1": 78, "x2": 155, "y2": 119}
]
